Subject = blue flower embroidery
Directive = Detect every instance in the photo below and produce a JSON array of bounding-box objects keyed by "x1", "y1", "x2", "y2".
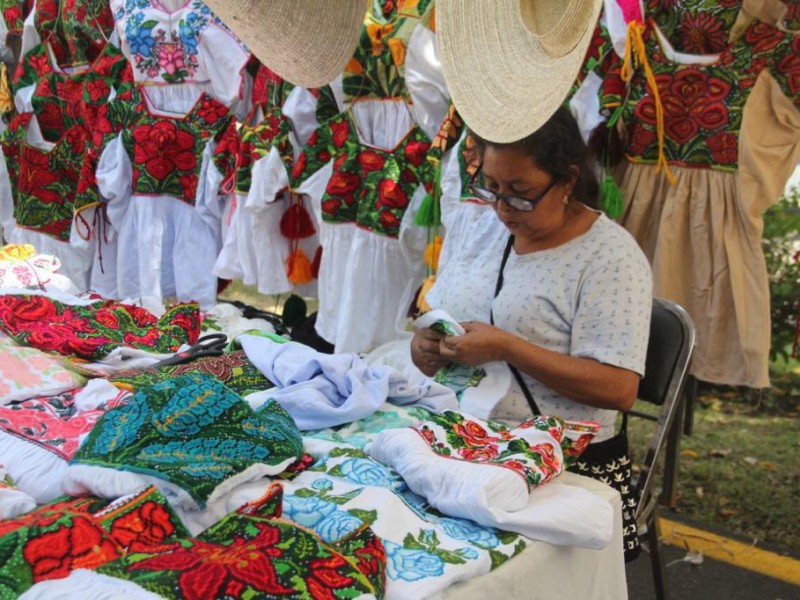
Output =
[
  {"x1": 338, "y1": 458, "x2": 397, "y2": 488},
  {"x1": 439, "y1": 518, "x2": 500, "y2": 549},
  {"x1": 315, "y1": 510, "x2": 364, "y2": 543},
  {"x1": 282, "y1": 495, "x2": 338, "y2": 529},
  {"x1": 384, "y1": 540, "x2": 445, "y2": 582},
  {"x1": 125, "y1": 13, "x2": 156, "y2": 58}
]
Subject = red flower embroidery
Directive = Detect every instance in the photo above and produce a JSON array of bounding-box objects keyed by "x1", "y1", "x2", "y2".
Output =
[
  {"x1": 358, "y1": 151, "x2": 386, "y2": 173},
  {"x1": 376, "y1": 179, "x2": 408, "y2": 209},
  {"x1": 458, "y1": 445, "x2": 499, "y2": 461},
  {"x1": 22, "y1": 517, "x2": 121, "y2": 581},
  {"x1": 353, "y1": 535, "x2": 387, "y2": 581},
  {"x1": 19, "y1": 146, "x2": 61, "y2": 204},
  {"x1": 196, "y1": 97, "x2": 229, "y2": 126},
  {"x1": 321, "y1": 198, "x2": 342, "y2": 216},
  {"x1": 85, "y1": 79, "x2": 110, "y2": 103},
  {"x1": 403, "y1": 139, "x2": 429, "y2": 167},
  {"x1": 626, "y1": 125, "x2": 656, "y2": 156},
  {"x1": 744, "y1": 21, "x2": 785, "y2": 55},
  {"x1": 330, "y1": 119, "x2": 350, "y2": 148},
  {"x1": 452, "y1": 420, "x2": 491, "y2": 447},
  {"x1": 306, "y1": 555, "x2": 357, "y2": 596},
  {"x1": 179, "y1": 173, "x2": 198, "y2": 199},
  {"x1": 636, "y1": 70, "x2": 730, "y2": 144},
  {"x1": 130, "y1": 525, "x2": 293, "y2": 599},
  {"x1": 291, "y1": 152, "x2": 308, "y2": 179},
  {"x1": 565, "y1": 433, "x2": 594, "y2": 457},
  {"x1": 326, "y1": 171, "x2": 361, "y2": 197},
  {"x1": 705, "y1": 131, "x2": 738, "y2": 165},
  {"x1": 530, "y1": 442, "x2": 561, "y2": 477},
  {"x1": 677, "y1": 12, "x2": 727, "y2": 54},
  {"x1": 132, "y1": 121, "x2": 197, "y2": 181},
  {"x1": 5, "y1": 294, "x2": 58, "y2": 321},
  {"x1": 378, "y1": 210, "x2": 399, "y2": 230},
  {"x1": 317, "y1": 148, "x2": 332, "y2": 164},
  {"x1": 778, "y1": 43, "x2": 800, "y2": 95},
  {"x1": 108, "y1": 501, "x2": 179, "y2": 552}
]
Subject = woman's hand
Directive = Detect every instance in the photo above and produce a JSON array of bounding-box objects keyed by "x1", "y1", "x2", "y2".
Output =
[
  {"x1": 411, "y1": 327, "x2": 449, "y2": 376},
  {"x1": 439, "y1": 321, "x2": 512, "y2": 366}
]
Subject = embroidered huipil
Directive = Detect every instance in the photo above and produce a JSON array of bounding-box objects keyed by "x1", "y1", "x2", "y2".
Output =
[
  {"x1": 18, "y1": 0, "x2": 115, "y2": 71},
  {"x1": 110, "y1": 0, "x2": 248, "y2": 113},
  {"x1": 95, "y1": 87, "x2": 236, "y2": 308},
  {"x1": 3, "y1": 41, "x2": 134, "y2": 289},
  {"x1": 214, "y1": 67, "x2": 311, "y2": 295},
  {"x1": 613, "y1": 17, "x2": 800, "y2": 387},
  {"x1": 281, "y1": 110, "x2": 434, "y2": 353},
  {"x1": 643, "y1": 0, "x2": 744, "y2": 54}
]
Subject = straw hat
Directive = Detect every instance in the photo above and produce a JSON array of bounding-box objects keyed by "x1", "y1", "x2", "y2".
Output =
[
  {"x1": 437, "y1": 0, "x2": 604, "y2": 143},
  {"x1": 203, "y1": 0, "x2": 369, "y2": 88}
]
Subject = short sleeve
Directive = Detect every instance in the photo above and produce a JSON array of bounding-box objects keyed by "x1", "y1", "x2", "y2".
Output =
[
  {"x1": 199, "y1": 23, "x2": 250, "y2": 109},
  {"x1": 570, "y1": 226, "x2": 653, "y2": 375}
]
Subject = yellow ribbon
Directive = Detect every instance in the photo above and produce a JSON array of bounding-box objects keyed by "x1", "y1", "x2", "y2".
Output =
[{"x1": 622, "y1": 21, "x2": 676, "y2": 184}]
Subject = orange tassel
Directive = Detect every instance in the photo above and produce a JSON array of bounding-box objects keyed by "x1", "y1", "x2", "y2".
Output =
[
  {"x1": 423, "y1": 236, "x2": 442, "y2": 271},
  {"x1": 416, "y1": 275, "x2": 436, "y2": 313},
  {"x1": 280, "y1": 201, "x2": 316, "y2": 240},
  {"x1": 311, "y1": 245, "x2": 323, "y2": 279},
  {"x1": 286, "y1": 247, "x2": 314, "y2": 285}
]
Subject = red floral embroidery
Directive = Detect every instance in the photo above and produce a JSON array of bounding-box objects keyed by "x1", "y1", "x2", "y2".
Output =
[
  {"x1": 706, "y1": 131, "x2": 737, "y2": 165},
  {"x1": 458, "y1": 445, "x2": 500, "y2": 461},
  {"x1": 376, "y1": 179, "x2": 409, "y2": 209},
  {"x1": 331, "y1": 119, "x2": 350, "y2": 148},
  {"x1": 22, "y1": 517, "x2": 121, "y2": 581},
  {"x1": 130, "y1": 524, "x2": 294, "y2": 599},
  {"x1": 403, "y1": 139, "x2": 429, "y2": 167},
  {"x1": 108, "y1": 501, "x2": 179, "y2": 553},
  {"x1": 378, "y1": 211, "x2": 399, "y2": 230},
  {"x1": 196, "y1": 97, "x2": 229, "y2": 126},
  {"x1": 677, "y1": 12, "x2": 727, "y2": 54},
  {"x1": 744, "y1": 21, "x2": 785, "y2": 55},
  {"x1": 358, "y1": 151, "x2": 386, "y2": 173},
  {"x1": 636, "y1": 70, "x2": 730, "y2": 144},
  {"x1": 132, "y1": 121, "x2": 197, "y2": 181},
  {"x1": 326, "y1": 171, "x2": 361, "y2": 197},
  {"x1": 18, "y1": 146, "x2": 62, "y2": 205},
  {"x1": 291, "y1": 152, "x2": 308, "y2": 180}
]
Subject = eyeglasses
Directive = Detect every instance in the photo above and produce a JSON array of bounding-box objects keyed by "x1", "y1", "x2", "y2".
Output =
[{"x1": 468, "y1": 166, "x2": 557, "y2": 212}]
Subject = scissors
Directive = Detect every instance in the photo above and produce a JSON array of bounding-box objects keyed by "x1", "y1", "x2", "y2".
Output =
[{"x1": 152, "y1": 333, "x2": 228, "y2": 367}]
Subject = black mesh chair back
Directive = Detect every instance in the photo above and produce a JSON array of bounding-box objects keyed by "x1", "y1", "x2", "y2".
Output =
[{"x1": 632, "y1": 298, "x2": 696, "y2": 600}]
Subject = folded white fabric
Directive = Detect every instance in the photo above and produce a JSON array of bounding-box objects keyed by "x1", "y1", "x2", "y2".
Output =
[
  {"x1": 240, "y1": 335, "x2": 457, "y2": 430},
  {"x1": 366, "y1": 413, "x2": 613, "y2": 549},
  {"x1": 0, "y1": 466, "x2": 36, "y2": 518},
  {"x1": 19, "y1": 569, "x2": 164, "y2": 600}
]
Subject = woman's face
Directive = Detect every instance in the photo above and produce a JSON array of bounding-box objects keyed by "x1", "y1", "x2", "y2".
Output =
[{"x1": 480, "y1": 145, "x2": 575, "y2": 241}]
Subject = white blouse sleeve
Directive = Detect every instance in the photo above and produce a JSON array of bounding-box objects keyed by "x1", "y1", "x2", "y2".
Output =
[
  {"x1": 247, "y1": 147, "x2": 290, "y2": 211},
  {"x1": 199, "y1": 23, "x2": 250, "y2": 109},
  {"x1": 95, "y1": 133, "x2": 132, "y2": 228},
  {"x1": 405, "y1": 25, "x2": 450, "y2": 141}
]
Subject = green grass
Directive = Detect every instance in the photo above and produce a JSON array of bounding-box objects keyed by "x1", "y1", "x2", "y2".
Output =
[
  {"x1": 628, "y1": 377, "x2": 800, "y2": 554},
  {"x1": 221, "y1": 281, "x2": 800, "y2": 553}
]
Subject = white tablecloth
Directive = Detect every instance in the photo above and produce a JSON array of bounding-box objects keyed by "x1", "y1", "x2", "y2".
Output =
[{"x1": 443, "y1": 472, "x2": 628, "y2": 600}]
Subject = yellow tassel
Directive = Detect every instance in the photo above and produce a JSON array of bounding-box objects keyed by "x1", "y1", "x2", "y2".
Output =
[
  {"x1": 423, "y1": 236, "x2": 442, "y2": 271},
  {"x1": 286, "y1": 248, "x2": 313, "y2": 286},
  {"x1": 416, "y1": 275, "x2": 436, "y2": 313},
  {"x1": 622, "y1": 21, "x2": 676, "y2": 185}
]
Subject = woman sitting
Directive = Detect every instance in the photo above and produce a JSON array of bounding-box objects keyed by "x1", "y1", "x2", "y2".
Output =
[{"x1": 411, "y1": 105, "x2": 652, "y2": 560}]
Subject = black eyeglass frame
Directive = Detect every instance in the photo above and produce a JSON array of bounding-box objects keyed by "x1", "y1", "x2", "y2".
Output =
[{"x1": 468, "y1": 165, "x2": 559, "y2": 212}]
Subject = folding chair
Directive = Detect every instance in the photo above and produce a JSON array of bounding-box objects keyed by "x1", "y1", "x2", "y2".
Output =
[{"x1": 630, "y1": 298, "x2": 697, "y2": 600}]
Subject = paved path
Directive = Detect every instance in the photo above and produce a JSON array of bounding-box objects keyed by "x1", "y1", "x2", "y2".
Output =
[{"x1": 626, "y1": 513, "x2": 800, "y2": 599}]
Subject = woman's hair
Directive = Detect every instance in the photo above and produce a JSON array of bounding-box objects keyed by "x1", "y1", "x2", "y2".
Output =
[{"x1": 470, "y1": 105, "x2": 599, "y2": 208}]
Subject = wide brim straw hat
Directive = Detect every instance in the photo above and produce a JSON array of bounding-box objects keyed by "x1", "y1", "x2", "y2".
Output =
[
  {"x1": 203, "y1": 0, "x2": 370, "y2": 88},
  {"x1": 437, "y1": 0, "x2": 604, "y2": 143}
]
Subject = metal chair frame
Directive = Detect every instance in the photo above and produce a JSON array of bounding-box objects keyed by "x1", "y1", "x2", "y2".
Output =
[{"x1": 630, "y1": 298, "x2": 697, "y2": 600}]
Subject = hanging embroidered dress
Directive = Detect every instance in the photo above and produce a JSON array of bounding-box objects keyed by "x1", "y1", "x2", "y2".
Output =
[
  {"x1": 109, "y1": 0, "x2": 248, "y2": 113},
  {"x1": 93, "y1": 87, "x2": 236, "y2": 308},
  {"x1": 17, "y1": 0, "x2": 115, "y2": 72},
  {"x1": 1, "y1": 43, "x2": 133, "y2": 289},
  {"x1": 614, "y1": 16, "x2": 800, "y2": 387},
  {"x1": 214, "y1": 67, "x2": 326, "y2": 296},
  {"x1": 277, "y1": 109, "x2": 435, "y2": 354}
]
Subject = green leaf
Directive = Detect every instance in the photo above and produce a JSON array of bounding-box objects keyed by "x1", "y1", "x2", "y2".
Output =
[
  {"x1": 348, "y1": 508, "x2": 378, "y2": 525},
  {"x1": 403, "y1": 532, "x2": 425, "y2": 550},
  {"x1": 293, "y1": 488, "x2": 315, "y2": 498},
  {"x1": 489, "y1": 549, "x2": 513, "y2": 569}
]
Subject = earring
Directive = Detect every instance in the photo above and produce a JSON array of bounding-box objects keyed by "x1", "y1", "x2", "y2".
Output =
[{"x1": 562, "y1": 194, "x2": 569, "y2": 205}]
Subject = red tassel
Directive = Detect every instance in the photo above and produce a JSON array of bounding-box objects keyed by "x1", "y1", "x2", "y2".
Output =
[
  {"x1": 311, "y1": 245, "x2": 323, "y2": 279},
  {"x1": 280, "y1": 201, "x2": 316, "y2": 240}
]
